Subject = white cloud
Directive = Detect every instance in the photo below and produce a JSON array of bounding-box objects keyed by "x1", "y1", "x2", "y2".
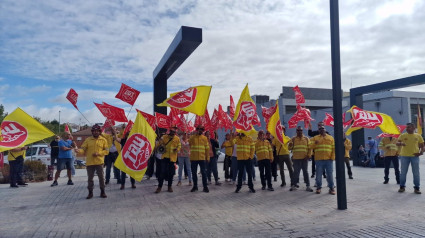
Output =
[{"x1": 1, "y1": 0, "x2": 425, "y2": 122}]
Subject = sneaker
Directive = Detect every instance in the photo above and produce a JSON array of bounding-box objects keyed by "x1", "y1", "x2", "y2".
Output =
[
  {"x1": 311, "y1": 174, "x2": 315, "y2": 178},
  {"x1": 289, "y1": 185, "x2": 297, "y2": 191},
  {"x1": 189, "y1": 181, "x2": 192, "y2": 186},
  {"x1": 215, "y1": 182, "x2": 222, "y2": 186},
  {"x1": 67, "y1": 180, "x2": 74, "y2": 185},
  {"x1": 306, "y1": 186, "x2": 313, "y2": 192},
  {"x1": 268, "y1": 187, "x2": 274, "y2": 191},
  {"x1": 203, "y1": 187, "x2": 209, "y2": 193},
  {"x1": 261, "y1": 186, "x2": 266, "y2": 190},
  {"x1": 51, "y1": 181, "x2": 58, "y2": 187},
  {"x1": 190, "y1": 187, "x2": 198, "y2": 192},
  {"x1": 349, "y1": 176, "x2": 353, "y2": 180},
  {"x1": 10, "y1": 185, "x2": 19, "y2": 188},
  {"x1": 176, "y1": 181, "x2": 182, "y2": 186},
  {"x1": 280, "y1": 182, "x2": 286, "y2": 187},
  {"x1": 329, "y1": 189, "x2": 336, "y2": 195},
  {"x1": 316, "y1": 189, "x2": 321, "y2": 194},
  {"x1": 383, "y1": 180, "x2": 389, "y2": 184},
  {"x1": 398, "y1": 187, "x2": 405, "y2": 193},
  {"x1": 414, "y1": 189, "x2": 421, "y2": 194},
  {"x1": 249, "y1": 188, "x2": 256, "y2": 193},
  {"x1": 235, "y1": 188, "x2": 241, "y2": 193},
  {"x1": 17, "y1": 182, "x2": 28, "y2": 186}
]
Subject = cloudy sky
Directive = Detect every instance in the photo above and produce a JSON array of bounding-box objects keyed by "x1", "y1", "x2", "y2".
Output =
[{"x1": 1, "y1": 0, "x2": 424, "y2": 125}]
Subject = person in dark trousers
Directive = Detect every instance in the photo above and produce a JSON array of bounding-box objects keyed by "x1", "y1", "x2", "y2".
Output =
[
  {"x1": 235, "y1": 133, "x2": 255, "y2": 193},
  {"x1": 189, "y1": 125, "x2": 210, "y2": 193},
  {"x1": 343, "y1": 134, "x2": 354, "y2": 179},
  {"x1": 49, "y1": 136, "x2": 60, "y2": 166},
  {"x1": 308, "y1": 121, "x2": 327, "y2": 179},
  {"x1": 255, "y1": 130, "x2": 274, "y2": 191},
  {"x1": 103, "y1": 127, "x2": 121, "y2": 184},
  {"x1": 379, "y1": 136, "x2": 400, "y2": 184},
  {"x1": 119, "y1": 131, "x2": 136, "y2": 189},
  {"x1": 206, "y1": 131, "x2": 221, "y2": 185},
  {"x1": 8, "y1": 146, "x2": 28, "y2": 188},
  {"x1": 266, "y1": 131, "x2": 278, "y2": 182},
  {"x1": 51, "y1": 132, "x2": 76, "y2": 187},
  {"x1": 221, "y1": 133, "x2": 233, "y2": 182}
]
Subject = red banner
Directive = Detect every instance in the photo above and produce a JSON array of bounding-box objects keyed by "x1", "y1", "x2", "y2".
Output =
[
  {"x1": 66, "y1": 88, "x2": 79, "y2": 110},
  {"x1": 102, "y1": 118, "x2": 115, "y2": 131},
  {"x1": 262, "y1": 104, "x2": 277, "y2": 126},
  {"x1": 229, "y1": 95, "x2": 235, "y2": 119},
  {"x1": 123, "y1": 120, "x2": 134, "y2": 136},
  {"x1": 195, "y1": 109, "x2": 212, "y2": 132},
  {"x1": 293, "y1": 85, "x2": 305, "y2": 104},
  {"x1": 136, "y1": 109, "x2": 157, "y2": 130},
  {"x1": 155, "y1": 112, "x2": 171, "y2": 129},
  {"x1": 377, "y1": 125, "x2": 406, "y2": 138},
  {"x1": 115, "y1": 83, "x2": 140, "y2": 105},
  {"x1": 288, "y1": 105, "x2": 314, "y2": 128},
  {"x1": 95, "y1": 102, "x2": 128, "y2": 122}
]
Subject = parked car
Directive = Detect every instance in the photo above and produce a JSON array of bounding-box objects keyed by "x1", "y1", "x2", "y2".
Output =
[
  {"x1": 3, "y1": 144, "x2": 51, "y2": 166},
  {"x1": 217, "y1": 150, "x2": 225, "y2": 163},
  {"x1": 74, "y1": 159, "x2": 86, "y2": 166}
]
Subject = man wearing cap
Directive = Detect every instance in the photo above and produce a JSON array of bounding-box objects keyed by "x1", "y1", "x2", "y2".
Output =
[
  {"x1": 155, "y1": 126, "x2": 181, "y2": 193},
  {"x1": 189, "y1": 125, "x2": 210, "y2": 193},
  {"x1": 77, "y1": 124, "x2": 109, "y2": 199},
  {"x1": 310, "y1": 126, "x2": 335, "y2": 195}
]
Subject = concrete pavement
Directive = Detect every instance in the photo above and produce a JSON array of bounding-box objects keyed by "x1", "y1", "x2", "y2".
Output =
[{"x1": 1, "y1": 160, "x2": 425, "y2": 238}]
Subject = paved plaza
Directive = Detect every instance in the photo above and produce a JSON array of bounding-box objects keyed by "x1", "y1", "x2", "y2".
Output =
[{"x1": 2, "y1": 159, "x2": 425, "y2": 238}]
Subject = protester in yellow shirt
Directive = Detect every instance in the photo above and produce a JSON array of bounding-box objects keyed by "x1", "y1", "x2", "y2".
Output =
[
  {"x1": 188, "y1": 125, "x2": 210, "y2": 193},
  {"x1": 8, "y1": 146, "x2": 28, "y2": 188},
  {"x1": 289, "y1": 126, "x2": 313, "y2": 192},
  {"x1": 221, "y1": 133, "x2": 233, "y2": 182},
  {"x1": 272, "y1": 126, "x2": 293, "y2": 188},
  {"x1": 343, "y1": 135, "x2": 353, "y2": 180},
  {"x1": 396, "y1": 123, "x2": 424, "y2": 194},
  {"x1": 255, "y1": 130, "x2": 274, "y2": 191},
  {"x1": 234, "y1": 133, "x2": 255, "y2": 193},
  {"x1": 77, "y1": 124, "x2": 109, "y2": 199},
  {"x1": 310, "y1": 126, "x2": 335, "y2": 195},
  {"x1": 102, "y1": 126, "x2": 122, "y2": 185},
  {"x1": 155, "y1": 126, "x2": 181, "y2": 193},
  {"x1": 379, "y1": 136, "x2": 400, "y2": 184}
]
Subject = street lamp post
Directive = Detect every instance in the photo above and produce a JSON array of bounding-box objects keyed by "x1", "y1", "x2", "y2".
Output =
[{"x1": 59, "y1": 111, "x2": 61, "y2": 134}]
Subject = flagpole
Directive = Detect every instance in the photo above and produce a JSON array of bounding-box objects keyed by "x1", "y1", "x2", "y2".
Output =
[
  {"x1": 77, "y1": 109, "x2": 91, "y2": 125},
  {"x1": 126, "y1": 105, "x2": 134, "y2": 120}
]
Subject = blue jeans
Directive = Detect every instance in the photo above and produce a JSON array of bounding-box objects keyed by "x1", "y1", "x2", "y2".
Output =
[
  {"x1": 71, "y1": 156, "x2": 75, "y2": 176},
  {"x1": 105, "y1": 152, "x2": 120, "y2": 183},
  {"x1": 207, "y1": 155, "x2": 219, "y2": 182},
  {"x1": 369, "y1": 152, "x2": 377, "y2": 167},
  {"x1": 191, "y1": 160, "x2": 208, "y2": 188},
  {"x1": 178, "y1": 157, "x2": 192, "y2": 182},
  {"x1": 231, "y1": 156, "x2": 246, "y2": 182},
  {"x1": 315, "y1": 160, "x2": 334, "y2": 189},
  {"x1": 399, "y1": 156, "x2": 420, "y2": 188}
]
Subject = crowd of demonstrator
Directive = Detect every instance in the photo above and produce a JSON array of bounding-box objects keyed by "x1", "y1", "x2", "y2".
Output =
[{"x1": 9, "y1": 122, "x2": 423, "y2": 197}]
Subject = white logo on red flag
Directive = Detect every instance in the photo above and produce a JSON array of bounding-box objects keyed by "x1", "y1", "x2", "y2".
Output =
[
  {"x1": 155, "y1": 112, "x2": 171, "y2": 129},
  {"x1": 115, "y1": 83, "x2": 140, "y2": 106},
  {"x1": 95, "y1": 102, "x2": 128, "y2": 122},
  {"x1": 0, "y1": 121, "x2": 27, "y2": 148},
  {"x1": 293, "y1": 85, "x2": 305, "y2": 104},
  {"x1": 351, "y1": 106, "x2": 383, "y2": 129},
  {"x1": 66, "y1": 88, "x2": 79, "y2": 109},
  {"x1": 122, "y1": 133, "x2": 151, "y2": 171},
  {"x1": 167, "y1": 88, "x2": 197, "y2": 108},
  {"x1": 234, "y1": 101, "x2": 257, "y2": 131},
  {"x1": 275, "y1": 120, "x2": 284, "y2": 144}
]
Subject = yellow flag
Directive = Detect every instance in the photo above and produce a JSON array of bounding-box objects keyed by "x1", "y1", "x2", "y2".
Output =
[
  {"x1": 114, "y1": 111, "x2": 157, "y2": 181},
  {"x1": 266, "y1": 101, "x2": 288, "y2": 144},
  {"x1": 345, "y1": 106, "x2": 400, "y2": 135},
  {"x1": 157, "y1": 85, "x2": 212, "y2": 116},
  {"x1": 233, "y1": 84, "x2": 259, "y2": 136},
  {"x1": 0, "y1": 108, "x2": 55, "y2": 152}
]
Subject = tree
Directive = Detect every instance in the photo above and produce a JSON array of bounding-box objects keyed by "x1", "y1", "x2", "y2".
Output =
[{"x1": 0, "y1": 104, "x2": 8, "y2": 122}]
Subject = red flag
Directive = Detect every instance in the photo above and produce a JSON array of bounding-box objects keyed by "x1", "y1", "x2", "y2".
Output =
[
  {"x1": 168, "y1": 109, "x2": 184, "y2": 129},
  {"x1": 288, "y1": 105, "x2": 315, "y2": 128},
  {"x1": 64, "y1": 124, "x2": 71, "y2": 133},
  {"x1": 262, "y1": 104, "x2": 277, "y2": 126},
  {"x1": 377, "y1": 125, "x2": 406, "y2": 138},
  {"x1": 123, "y1": 120, "x2": 134, "y2": 136},
  {"x1": 136, "y1": 109, "x2": 157, "y2": 130},
  {"x1": 102, "y1": 118, "x2": 115, "y2": 131},
  {"x1": 155, "y1": 112, "x2": 171, "y2": 129},
  {"x1": 95, "y1": 102, "x2": 128, "y2": 122},
  {"x1": 293, "y1": 85, "x2": 305, "y2": 104},
  {"x1": 195, "y1": 109, "x2": 211, "y2": 132},
  {"x1": 115, "y1": 83, "x2": 140, "y2": 105},
  {"x1": 210, "y1": 109, "x2": 219, "y2": 131},
  {"x1": 323, "y1": 113, "x2": 334, "y2": 127},
  {"x1": 66, "y1": 88, "x2": 79, "y2": 110},
  {"x1": 342, "y1": 112, "x2": 353, "y2": 129},
  {"x1": 229, "y1": 95, "x2": 235, "y2": 118},
  {"x1": 0, "y1": 152, "x2": 4, "y2": 169}
]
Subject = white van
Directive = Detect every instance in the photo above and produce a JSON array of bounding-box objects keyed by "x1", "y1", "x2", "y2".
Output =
[{"x1": 3, "y1": 144, "x2": 51, "y2": 166}]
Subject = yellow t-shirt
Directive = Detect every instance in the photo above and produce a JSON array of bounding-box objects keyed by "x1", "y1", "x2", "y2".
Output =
[
  {"x1": 8, "y1": 150, "x2": 26, "y2": 161},
  {"x1": 222, "y1": 140, "x2": 233, "y2": 156},
  {"x1": 398, "y1": 133, "x2": 424, "y2": 157},
  {"x1": 79, "y1": 136, "x2": 109, "y2": 166}
]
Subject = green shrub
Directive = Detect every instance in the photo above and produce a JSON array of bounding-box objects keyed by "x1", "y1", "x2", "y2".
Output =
[
  {"x1": 23, "y1": 160, "x2": 47, "y2": 182},
  {"x1": 0, "y1": 164, "x2": 10, "y2": 184}
]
